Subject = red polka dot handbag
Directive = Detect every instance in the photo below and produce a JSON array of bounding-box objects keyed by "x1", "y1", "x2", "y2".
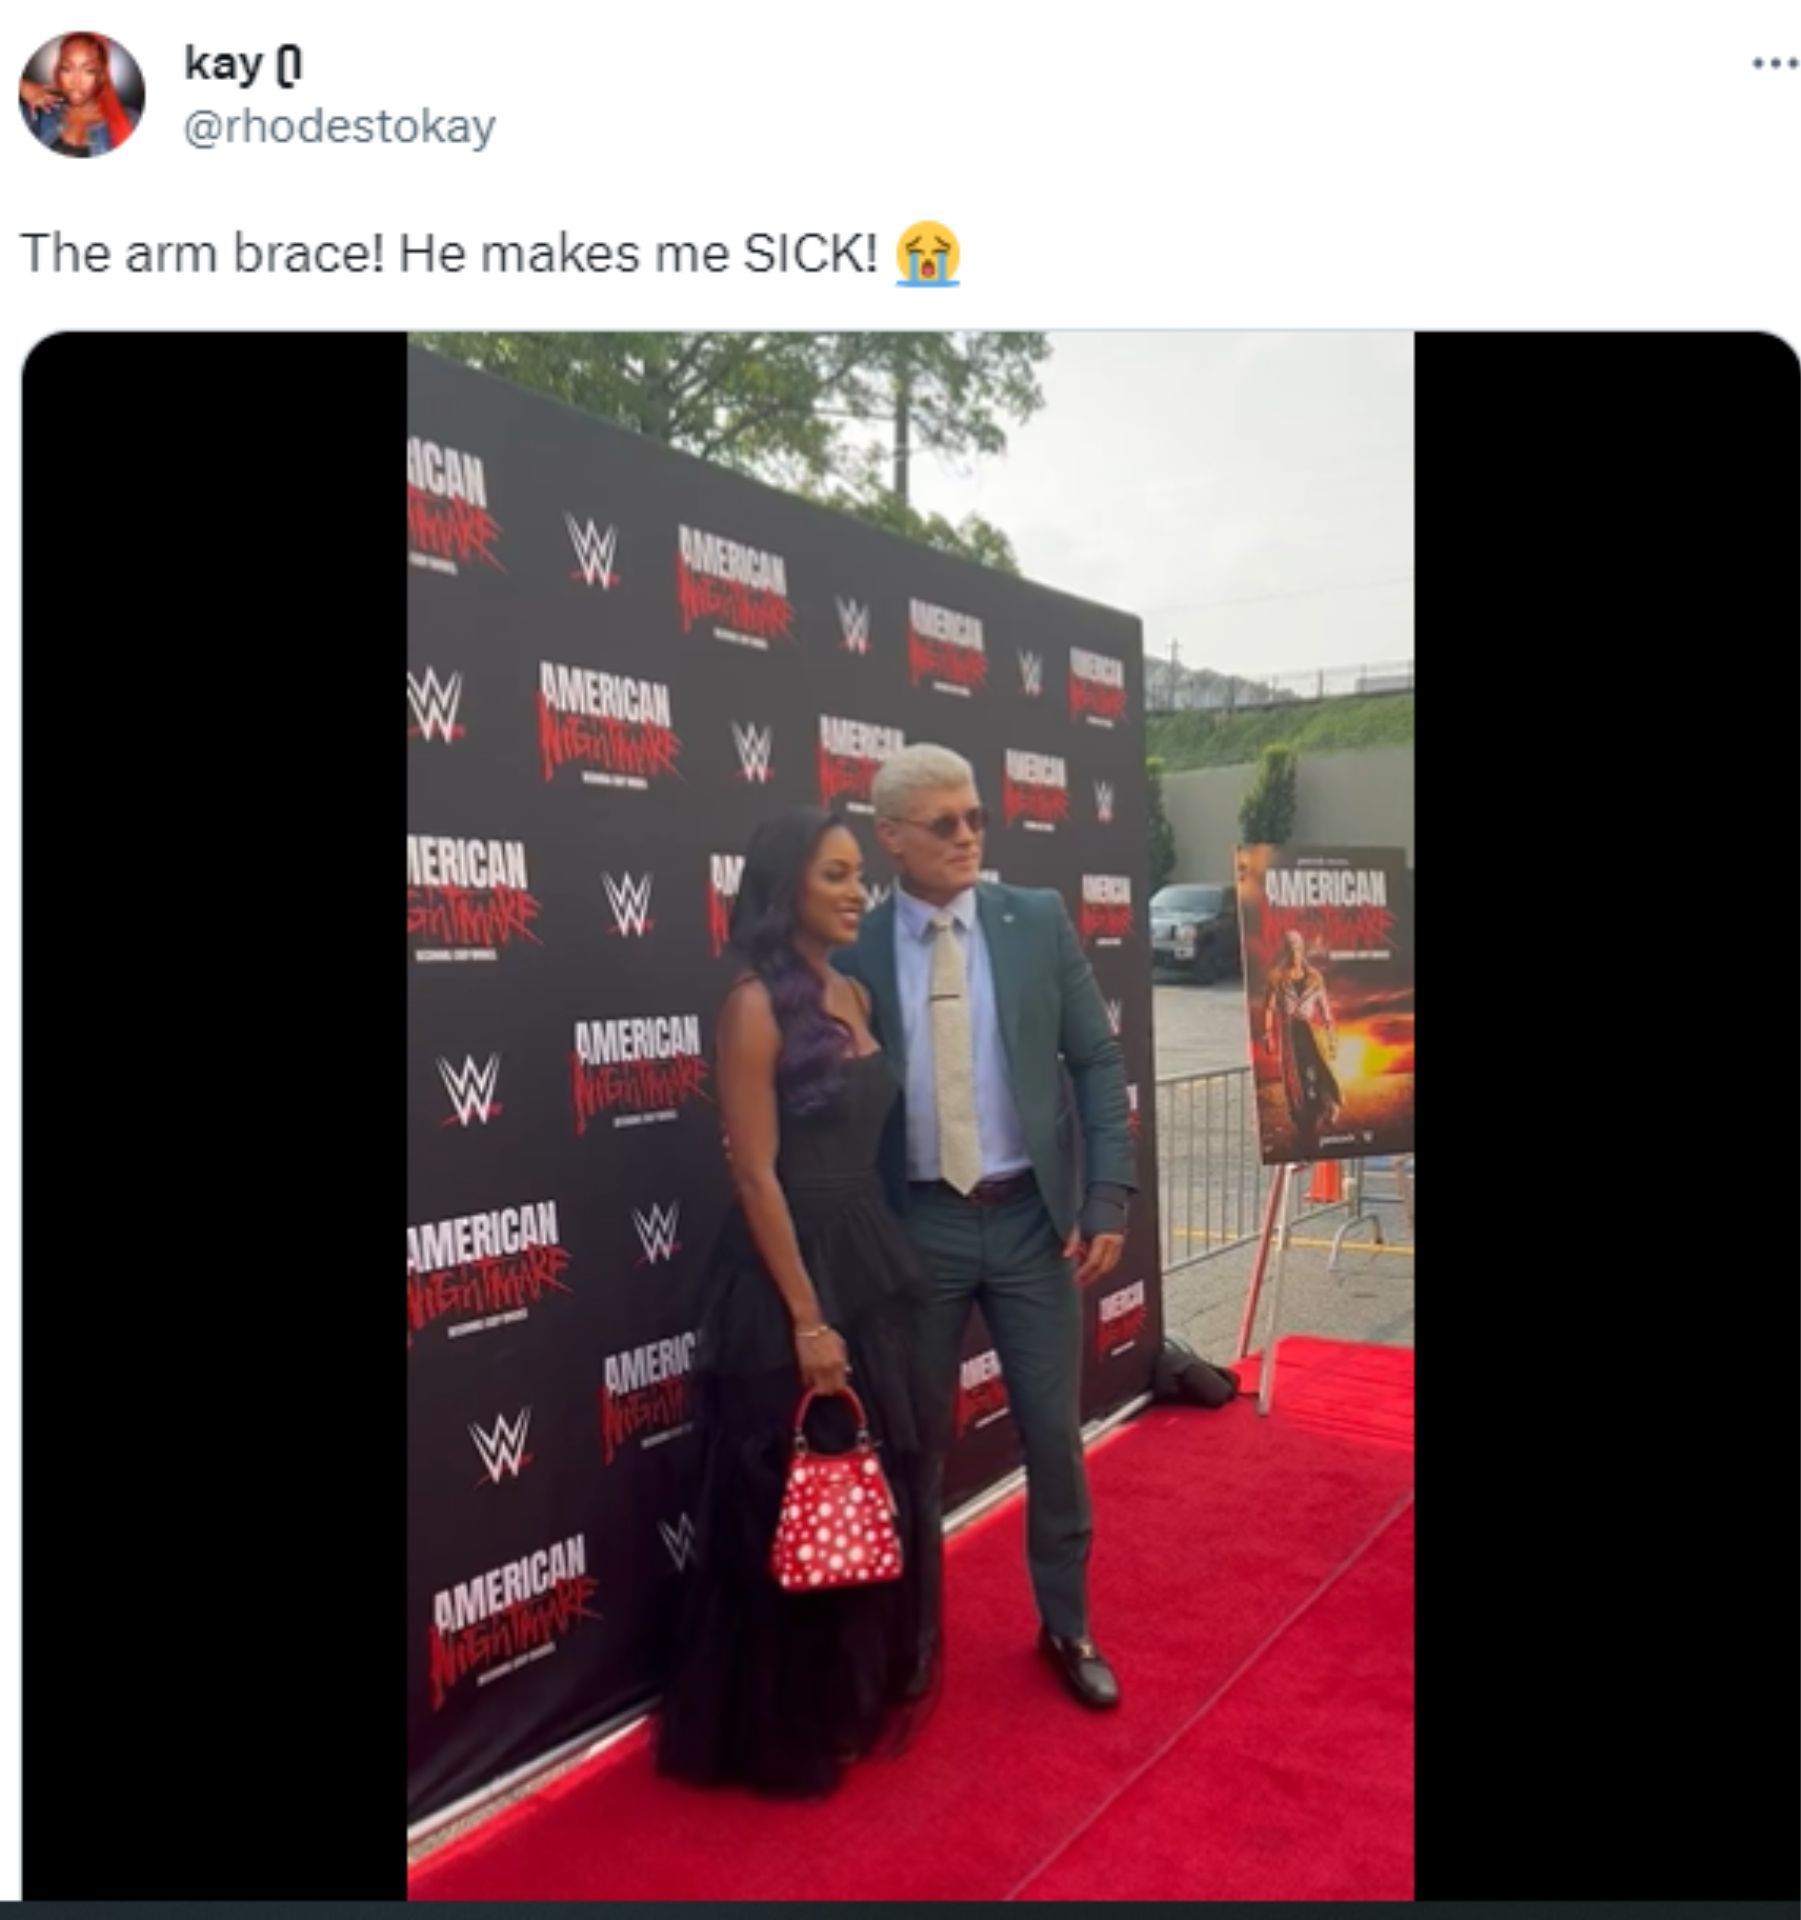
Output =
[{"x1": 771, "y1": 1388, "x2": 904, "y2": 1593}]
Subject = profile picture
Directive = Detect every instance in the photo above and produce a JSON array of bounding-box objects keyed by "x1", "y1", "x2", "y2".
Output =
[{"x1": 19, "y1": 31, "x2": 143, "y2": 157}]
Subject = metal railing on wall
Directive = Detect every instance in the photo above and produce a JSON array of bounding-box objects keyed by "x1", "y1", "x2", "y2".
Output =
[{"x1": 1145, "y1": 657, "x2": 1414, "y2": 716}]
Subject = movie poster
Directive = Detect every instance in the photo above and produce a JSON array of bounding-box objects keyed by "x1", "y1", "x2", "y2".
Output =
[{"x1": 1236, "y1": 845, "x2": 1413, "y2": 1166}]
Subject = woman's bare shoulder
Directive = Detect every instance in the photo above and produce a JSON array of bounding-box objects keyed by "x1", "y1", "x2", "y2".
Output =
[{"x1": 719, "y1": 972, "x2": 775, "y2": 1035}]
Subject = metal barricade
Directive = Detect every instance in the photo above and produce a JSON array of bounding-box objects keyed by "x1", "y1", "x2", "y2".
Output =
[
  {"x1": 1155, "y1": 1066, "x2": 1347, "y2": 1273},
  {"x1": 1326, "y1": 1155, "x2": 1415, "y2": 1270}
]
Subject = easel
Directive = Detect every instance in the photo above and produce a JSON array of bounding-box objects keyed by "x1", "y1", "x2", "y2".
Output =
[
  {"x1": 1238, "y1": 1153, "x2": 1415, "y2": 1413},
  {"x1": 1234, "y1": 1158, "x2": 1301, "y2": 1417}
]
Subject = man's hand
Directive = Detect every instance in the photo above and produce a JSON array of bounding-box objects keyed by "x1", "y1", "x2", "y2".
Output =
[{"x1": 1063, "y1": 1227, "x2": 1126, "y2": 1287}]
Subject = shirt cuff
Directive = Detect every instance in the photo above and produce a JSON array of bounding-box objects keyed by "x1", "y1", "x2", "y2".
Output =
[{"x1": 1080, "y1": 1183, "x2": 1132, "y2": 1238}]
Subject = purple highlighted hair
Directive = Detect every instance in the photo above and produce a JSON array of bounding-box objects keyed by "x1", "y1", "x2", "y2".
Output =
[{"x1": 728, "y1": 807, "x2": 857, "y2": 1115}]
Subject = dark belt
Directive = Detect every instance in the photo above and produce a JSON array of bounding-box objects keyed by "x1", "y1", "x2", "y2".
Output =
[{"x1": 911, "y1": 1170, "x2": 1038, "y2": 1208}]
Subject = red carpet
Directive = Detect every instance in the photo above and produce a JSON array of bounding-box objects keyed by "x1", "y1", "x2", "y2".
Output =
[{"x1": 411, "y1": 1336, "x2": 1413, "y2": 1902}]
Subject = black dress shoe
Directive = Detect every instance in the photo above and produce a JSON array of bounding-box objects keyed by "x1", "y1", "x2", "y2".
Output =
[{"x1": 1038, "y1": 1627, "x2": 1121, "y2": 1709}]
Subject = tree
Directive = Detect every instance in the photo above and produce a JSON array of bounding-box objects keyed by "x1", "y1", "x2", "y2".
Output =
[
  {"x1": 1146, "y1": 757, "x2": 1178, "y2": 892},
  {"x1": 845, "y1": 334, "x2": 1050, "y2": 509},
  {"x1": 1239, "y1": 745, "x2": 1299, "y2": 845},
  {"x1": 827, "y1": 487, "x2": 1022, "y2": 574},
  {"x1": 409, "y1": 331, "x2": 1049, "y2": 572}
]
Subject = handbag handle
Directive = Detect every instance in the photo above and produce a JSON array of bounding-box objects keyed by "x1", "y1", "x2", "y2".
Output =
[{"x1": 790, "y1": 1386, "x2": 873, "y2": 1455}]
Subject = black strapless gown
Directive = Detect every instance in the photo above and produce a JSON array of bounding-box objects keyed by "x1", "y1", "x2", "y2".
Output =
[{"x1": 655, "y1": 1051, "x2": 941, "y2": 1797}]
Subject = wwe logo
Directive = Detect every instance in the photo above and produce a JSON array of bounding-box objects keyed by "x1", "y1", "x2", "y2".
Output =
[
  {"x1": 604, "y1": 872, "x2": 655, "y2": 938},
  {"x1": 862, "y1": 880, "x2": 892, "y2": 910},
  {"x1": 1105, "y1": 999, "x2": 1123, "y2": 1037},
  {"x1": 438, "y1": 1054, "x2": 502, "y2": 1127},
  {"x1": 1018, "y1": 651, "x2": 1044, "y2": 697},
  {"x1": 1095, "y1": 780, "x2": 1115, "y2": 824},
  {"x1": 633, "y1": 1201, "x2": 683, "y2": 1266},
  {"x1": 733, "y1": 723, "x2": 774, "y2": 785},
  {"x1": 470, "y1": 1409, "x2": 533, "y2": 1485},
  {"x1": 659, "y1": 1514, "x2": 698, "y2": 1571},
  {"x1": 407, "y1": 668, "x2": 465, "y2": 743},
  {"x1": 566, "y1": 514, "x2": 620, "y2": 588},
  {"x1": 837, "y1": 597, "x2": 871, "y2": 654}
]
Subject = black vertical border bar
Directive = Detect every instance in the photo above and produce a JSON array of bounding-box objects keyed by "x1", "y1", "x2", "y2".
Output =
[
  {"x1": 1413, "y1": 332, "x2": 1798, "y2": 1901},
  {"x1": 21, "y1": 332, "x2": 401, "y2": 1899}
]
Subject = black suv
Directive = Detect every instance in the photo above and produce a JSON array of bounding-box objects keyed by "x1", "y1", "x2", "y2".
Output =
[{"x1": 1150, "y1": 883, "x2": 1239, "y2": 984}]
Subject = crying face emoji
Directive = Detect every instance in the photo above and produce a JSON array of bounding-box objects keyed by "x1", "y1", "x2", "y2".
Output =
[{"x1": 897, "y1": 223, "x2": 960, "y2": 287}]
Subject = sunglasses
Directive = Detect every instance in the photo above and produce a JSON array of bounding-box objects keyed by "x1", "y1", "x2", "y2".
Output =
[{"x1": 892, "y1": 806, "x2": 989, "y2": 840}]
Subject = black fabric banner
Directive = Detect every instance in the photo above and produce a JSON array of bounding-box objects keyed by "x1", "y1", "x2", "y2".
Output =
[{"x1": 406, "y1": 344, "x2": 1164, "y2": 1822}]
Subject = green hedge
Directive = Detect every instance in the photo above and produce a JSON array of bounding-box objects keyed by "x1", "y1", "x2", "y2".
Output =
[{"x1": 1147, "y1": 693, "x2": 1414, "y2": 770}]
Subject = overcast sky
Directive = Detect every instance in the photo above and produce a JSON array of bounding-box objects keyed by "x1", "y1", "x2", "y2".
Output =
[{"x1": 910, "y1": 333, "x2": 1413, "y2": 683}]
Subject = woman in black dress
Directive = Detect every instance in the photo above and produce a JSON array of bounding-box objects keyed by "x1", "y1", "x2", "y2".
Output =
[{"x1": 656, "y1": 807, "x2": 941, "y2": 1796}]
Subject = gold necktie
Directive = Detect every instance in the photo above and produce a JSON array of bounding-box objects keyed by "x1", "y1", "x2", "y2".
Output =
[{"x1": 930, "y1": 912, "x2": 982, "y2": 1194}]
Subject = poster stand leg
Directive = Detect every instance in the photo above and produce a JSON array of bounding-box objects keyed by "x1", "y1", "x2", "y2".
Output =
[
  {"x1": 1234, "y1": 1160, "x2": 1290, "y2": 1363},
  {"x1": 1256, "y1": 1162, "x2": 1298, "y2": 1418}
]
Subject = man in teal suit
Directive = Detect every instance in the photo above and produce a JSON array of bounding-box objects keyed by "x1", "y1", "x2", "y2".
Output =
[{"x1": 836, "y1": 743, "x2": 1135, "y2": 1709}]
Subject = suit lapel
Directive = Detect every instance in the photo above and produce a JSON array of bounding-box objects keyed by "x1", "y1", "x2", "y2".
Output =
[
  {"x1": 976, "y1": 885, "x2": 1024, "y2": 1078},
  {"x1": 859, "y1": 897, "x2": 905, "y2": 1074}
]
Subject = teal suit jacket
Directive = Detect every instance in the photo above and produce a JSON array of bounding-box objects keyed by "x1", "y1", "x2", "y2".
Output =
[{"x1": 836, "y1": 881, "x2": 1136, "y2": 1243}]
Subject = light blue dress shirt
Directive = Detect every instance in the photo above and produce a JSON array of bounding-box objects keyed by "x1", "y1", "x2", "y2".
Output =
[{"x1": 893, "y1": 885, "x2": 1032, "y2": 1184}]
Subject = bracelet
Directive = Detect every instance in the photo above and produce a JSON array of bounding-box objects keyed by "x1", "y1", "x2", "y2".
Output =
[{"x1": 794, "y1": 1323, "x2": 834, "y2": 1341}]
